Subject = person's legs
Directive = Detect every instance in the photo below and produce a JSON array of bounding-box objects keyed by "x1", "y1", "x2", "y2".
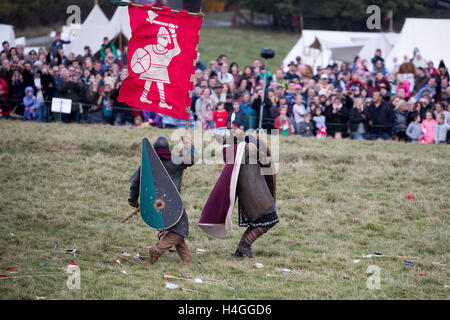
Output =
[
  {"x1": 371, "y1": 133, "x2": 379, "y2": 140},
  {"x1": 149, "y1": 232, "x2": 183, "y2": 264},
  {"x1": 175, "y1": 238, "x2": 192, "y2": 264},
  {"x1": 140, "y1": 81, "x2": 152, "y2": 104},
  {"x1": 23, "y1": 108, "x2": 30, "y2": 120},
  {"x1": 352, "y1": 133, "x2": 364, "y2": 140},
  {"x1": 381, "y1": 131, "x2": 390, "y2": 140},
  {"x1": 235, "y1": 225, "x2": 274, "y2": 258}
]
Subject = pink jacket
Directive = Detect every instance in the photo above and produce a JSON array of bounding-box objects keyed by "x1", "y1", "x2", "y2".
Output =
[
  {"x1": 421, "y1": 119, "x2": 437, "y2": 143},
  {"x1": 396, "y1": 80, "x2": 411, "y2": 98}
]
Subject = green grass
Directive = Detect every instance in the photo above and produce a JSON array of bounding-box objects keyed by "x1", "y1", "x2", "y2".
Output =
[
  {"x1": 198, "y1": 26, "x2": 299, "y2": 71},
  {"x1": 0, "y1": 120, "x2": 449, "y2": 300}
]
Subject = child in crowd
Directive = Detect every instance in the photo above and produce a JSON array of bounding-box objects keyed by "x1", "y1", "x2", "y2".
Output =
[
  {"x1": 421, "y1": 111, "x2": 437, "y2": 144},
  {"x1": 292, "y1": 94, "x2": 306, "y2": 135},
  {"x1": 434, "y1": 113, "x2": 450, "y2": 144},
  {"x1": 298, "y1": 112, "x2": 315, "y2": 137},
  {"x1": 204, "y1": 103, "x2": 215, "y2": 130},
  {"x1": 133, "y1": 116, "x2": 143, "y2": 127},
  {"x1": 274, "y1": 105, "x2": 292, "y2": 136},
  {"x1": 406, "y1": 113, "x2": 423, "y2": 143},
  {"x1": 227, "y1": 101, "x2": 249, "y2": 131},
  {"x1": 23, "y1": 86, "x2": 39, "y2": 120},
  {"x1": 213, "y1": 102, "x2": 228, "y2": 129},
  {"x1": 312, "y1": 107, "x2": 326, "y2": 136}
]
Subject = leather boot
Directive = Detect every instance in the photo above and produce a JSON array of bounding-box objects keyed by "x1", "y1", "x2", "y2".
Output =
[{"x1": 234, "y1": 238, "x2": 254, "y2": 258}]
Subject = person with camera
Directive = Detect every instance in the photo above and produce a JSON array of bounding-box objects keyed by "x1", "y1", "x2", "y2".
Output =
[
  {"x1": 324, "y1": 95, "x2": 349, "y2": 139},
  {"x1": 252, "y1": 87, "x2": 273, "y2": 131},
  {"x1": 56, "y1": 70, "x2": 84, "y2": 123},
  {"x1": 97, "y1": 84, "x2": 114, "y2": 125}
]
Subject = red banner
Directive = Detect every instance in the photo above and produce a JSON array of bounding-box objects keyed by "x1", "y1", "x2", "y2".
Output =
[{"x1": 118, "y1": 5, "x2": 203, "y2": 120}]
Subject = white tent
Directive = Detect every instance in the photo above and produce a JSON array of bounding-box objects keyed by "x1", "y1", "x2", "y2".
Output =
[
  {"x1": 0, "y1": 24, "x2": 16, "y2": 47},
  {"x1": 65, "y1": 25, "x2": 114, "y2": 56},
  {"x1": 65, "y1": 3, "x2": 112, "y2": 56},
  {"x1": 109, "y1": 6, "x2": 132, "y2": 41},
  {"x1": 65, "y1": 5, "x2": 132, "y2": 57},
  {"x1": 358, "y1": 33, "x2": 398, "y2": 71},
  {"x1": 386, "y1": 18, "x2": 450, "y2": 71},
  {"x1": 282, "y1": 30, "x2": 379, "y2": 71},
  {"x1": 14, "y1": 36, "x2": 26, "y2": 46},
  {"x1": 83, "y1": 3, "x2": 109, "y2": 26}
]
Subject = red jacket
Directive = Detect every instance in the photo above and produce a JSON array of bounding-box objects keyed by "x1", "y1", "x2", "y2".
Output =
[
  {"x1": 274, "y1": 115, "x2": 293, "y2": 135},
  {"x1": 213, "y1": 110, "x2": 228, "y2": 128}
]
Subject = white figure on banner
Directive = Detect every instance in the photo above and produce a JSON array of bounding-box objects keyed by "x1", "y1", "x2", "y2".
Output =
[{"x1": 130, "y1": 10, "x2": 180, "y2": 109}]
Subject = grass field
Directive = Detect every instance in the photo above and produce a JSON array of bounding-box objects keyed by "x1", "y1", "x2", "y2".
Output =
[
  {"x1": 198, "y1": 26, "x2": 299, "y2": 70},
  {"x1": 0, "y1": 120, "x2": 448, "y2": 300}
]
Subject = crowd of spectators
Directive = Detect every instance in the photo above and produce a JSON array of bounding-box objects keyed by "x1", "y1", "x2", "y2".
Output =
[{"x1": 1, "y1": 35, "x2": 449, "y2": 144}]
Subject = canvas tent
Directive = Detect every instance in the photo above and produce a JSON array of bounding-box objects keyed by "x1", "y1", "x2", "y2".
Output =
[
  {"x1": 386, "y1": 18, "x2": 450, "y2": 71},
  {"x1": 358, "y1": 33, "x2": 398, "y2": 71},
  {"x1": 83, "y1": 2, "x2": 109, "y2": 26},
  {"x1": 0, "y1": 24, "x2": 16, "y2": 47},
  {"x1": 64, "y1": 3, "x2": 112, "y2": 56},
  {"x1": 108, "y1": 5, "x2": 132, "y2": 51},
  {"x1": 282, "y1": 30, "x2": 379, "y2": 71},
  {"x1": 65, "y1": 5, "x2": 132, "y2": 57}
]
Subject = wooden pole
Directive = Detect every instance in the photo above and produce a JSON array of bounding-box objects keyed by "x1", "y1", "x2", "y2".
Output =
[
  {"x1": 128, "y1": 2, "x2": 205, "y2": 17},
  {"x1": 121, "y1": 208, "x2": 139, "y2": 223}
]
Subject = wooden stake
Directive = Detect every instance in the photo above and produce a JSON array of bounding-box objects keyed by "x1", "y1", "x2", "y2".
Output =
[
  {"x1": 0, "y1": 256, "x2": 21, "y2": 266},
  {"x1": 122, "y1": 209, "x2": 139, "y2": 223}
]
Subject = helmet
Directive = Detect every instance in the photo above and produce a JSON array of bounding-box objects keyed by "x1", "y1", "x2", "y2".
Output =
[{"x1": 157, "y1": 27, "x2": 171, "y2": 45}]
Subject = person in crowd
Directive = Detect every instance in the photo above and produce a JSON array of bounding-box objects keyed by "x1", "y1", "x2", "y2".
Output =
[
  {"x1": 371, "y1": 49, "x2": 384, "y2": 69},
  {"x1": 213, "y1": 101, "x2": 228, "y2": 128},
  {"x1": 298, "y1": 112, "x2": 315, "y2": 137},
  {"x1": 240, "y1": 92, "x2": 256, "y2": 129},
  {"x1": 57, "y1": 70, "x2": 83, "y2": 123},
  {"x1": 414, "y1": 67, "x2": 428, "y2": 92},
  {"x1": 433, "y1": 101, "x2": 449, "y2": 124},
  {"x1": 312, "y1": 105, "x2": 326, "y2": 136},
  {"x1": 22, "y1": 86, "x2": 39, "y2": 120},
  {"x1": 100, "y1": 37, "x2": 117, "y2": 59},
  {"x1": 346, "y1": 72, "x2": 366, "y2": 91},
  {"x1": 349, "y1": 97, "x2": 369, "y2": 140},
  {"x1": 421, "y1": 110, "x2": 437, "y2": 144},
  {"x1": 375, "y1": 71, "x2": 391, "y2": 92},
  {"x1": 50, "y1": 32, "x2": 70, "y2": 59},
  {"x1": 292, "y1": 94, "x2": 306, "y2": 134},
  {"x1": 228, "y1": 100, "x2": 249, "y2": 131},
  {"x1": 252, "y1": 89, "x2": 273, "y2": 131},
  {"x1": 393, "y1": 99, "x2": 409, "y2": 142},
  {"x1": 284, "y1": 61, "x2": 300, "y2": 82},
  {"x1": 274, "y1": 105, "x2": 292, "y2": 136},
  {"x1": 324, "y1": 96, "x2": 349, "y2": 139},
  {"x1": 406, "y1": 113, "x2": 423, "y2": 143},
  {"x1": 367, "y1": 91, "x2": 393, "y2": 140},
  {"x1": 417, "y1": 77, "x2": 436, "y2": 100},
  {"x1": 218, "y1": 63, "x2": 233, "y2": 85},
  {"x1": 434, "y1": 113, "x2": 450, "y2": 144},
  {"x1": 195, "y1": 87, "x2": 214, "y2": 130},
  {"x1": 395, "y1": 74, "x2": 410, "y2": 99},
  {"x1": 97, "y1": 84, "x2": 113, "y2": 125},
  {"x1": 412, "y1": 50, "x2": 427, "y2": 69}
]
